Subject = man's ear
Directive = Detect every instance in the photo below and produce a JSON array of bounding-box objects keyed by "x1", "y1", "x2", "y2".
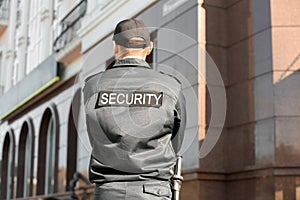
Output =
[
  {"x1": 113, "y1": 41, "x2": 118, "y2": 55},
  {"x1": 146, "y1": 41, "x2": 153, "y2": 55}
]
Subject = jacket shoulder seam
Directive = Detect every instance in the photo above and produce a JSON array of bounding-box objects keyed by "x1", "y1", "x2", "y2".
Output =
[
  {"x1": 159, "y1": 71, "x2": 182, "y2": 85},
  {"x1": 84, "y1": 71, "x2": 104, "y2": 83}
]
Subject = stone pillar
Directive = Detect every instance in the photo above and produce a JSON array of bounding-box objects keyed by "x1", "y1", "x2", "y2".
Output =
[
  {"x1": 87, "y1": 0, "x2": 97, "y2": 13},
  {"x1": 40, "y1": 0, "x2": 54, "y2": 62},
  {"x1": 16, "y1": 0, "x2": 30, "y2": 82},
  {"x1": 4, "y1": 0, "x2": 17, "y2": 92},
  {"x1": 0, "y1": 47, "x2": 5, "y2": 94}
]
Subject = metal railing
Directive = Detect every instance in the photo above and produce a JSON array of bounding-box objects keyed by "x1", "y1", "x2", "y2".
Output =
[
  {"x1": 0, "y1": 0, "x2": 9, "y2": 21},
  {"x1": 14, "y1": 172, "x2": 92, "y2": 200},
  {"x1": 53, "y1": 0, "x2": 87, "y2": 52}
]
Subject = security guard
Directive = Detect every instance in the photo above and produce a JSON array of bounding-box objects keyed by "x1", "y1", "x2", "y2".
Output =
[{"x1": 82, "y1": 19, "x2": 186, "y2": 200}]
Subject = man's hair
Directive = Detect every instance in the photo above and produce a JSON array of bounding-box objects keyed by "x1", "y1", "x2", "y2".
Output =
[
  {"x1": 117, "y1": 37, "x2": 150, "y2": 54},
  {"x1": 127, "y1": 37, "x2": 147, "y2": 46}
]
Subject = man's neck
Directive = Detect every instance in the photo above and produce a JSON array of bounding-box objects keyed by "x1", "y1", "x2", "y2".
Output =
[
  {"x1": 118, "y1": 52, "x2": 146, "y2": 60},
  {"x1": 122, "y1": 56, "x2": 144, "y2": 60}
]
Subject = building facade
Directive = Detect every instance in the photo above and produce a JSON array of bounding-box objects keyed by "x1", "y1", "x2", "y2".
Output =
[{"x1": 0, "y1": 0, "x2": 299, "y2": 199}]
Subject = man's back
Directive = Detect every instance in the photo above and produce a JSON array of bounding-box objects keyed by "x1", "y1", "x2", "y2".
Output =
[
  {"x1": 83, "y1": 18, "x2": 186, "y2": 200},
  {"x1": 83, "y1": 58, "x2": 185, "y2": 184}
]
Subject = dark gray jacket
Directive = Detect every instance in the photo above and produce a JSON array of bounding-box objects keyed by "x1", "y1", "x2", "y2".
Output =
[{"x1": 82, "y1": 58, "x2": 186, "y2": 184}]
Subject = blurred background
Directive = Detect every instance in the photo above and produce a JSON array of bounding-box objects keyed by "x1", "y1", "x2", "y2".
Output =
[{"x1": 0, "y1": 0, "x2": 299, "y2": 199}]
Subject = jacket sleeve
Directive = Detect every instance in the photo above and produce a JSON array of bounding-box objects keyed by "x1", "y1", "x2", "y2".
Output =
[
  {"x1": 171, "y1": 90, "x2": 186, "y2": 153},
  {"x1": 81, "y1": 72, "x2": 102, "y2": 105},
  {"x1": 81, "y1": 80, "x2": 90, "y2": 106}
]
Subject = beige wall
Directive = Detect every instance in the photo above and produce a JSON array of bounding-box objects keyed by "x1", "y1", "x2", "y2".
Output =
[{"x1": 181, "y1": 0, "x2": 300, "y2": 199}]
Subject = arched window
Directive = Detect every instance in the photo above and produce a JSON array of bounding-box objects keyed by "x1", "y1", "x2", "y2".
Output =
[
  {"x1": 45, "y1": 117, "x2": 56, "y2": 194},
  {"x1": 66, "y1": 89, "x2": 80, "y2": 191},
  {"x1": 16, "y1": 119, "x2": 34, "y2": 198},
  {"x1": 36, "y1": 104, "x2": 59, "y2": 195},
  {"x1": 0, "y1": 129, "x2": 15, "y2": 200}
]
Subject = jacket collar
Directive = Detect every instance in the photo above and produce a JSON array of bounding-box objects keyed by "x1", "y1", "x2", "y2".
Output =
[{"x1": 108, "y1": 57, "x2": 151, "y2": 70}]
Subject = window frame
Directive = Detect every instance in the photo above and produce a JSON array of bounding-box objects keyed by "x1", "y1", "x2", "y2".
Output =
[
  {"x1": 0, "y1": 129, "x2": 16, "y2": 200},
  {"x1": 0, "y1": 49, "x2": 4, "y2": 95},
  {"x1": 16, "y1": 119, "x2": 35, "y2": 198},
  {"x1": 26, "y1": 0, "x2": 43, "y2": 74},
  {"x1": 36, "y1": 103, "x2": 60, "y2": 195}
]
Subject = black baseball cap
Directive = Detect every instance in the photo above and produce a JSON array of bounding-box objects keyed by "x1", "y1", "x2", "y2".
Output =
[{"x1": 113, "y1": 19, "x2": 150, "y2": 49}]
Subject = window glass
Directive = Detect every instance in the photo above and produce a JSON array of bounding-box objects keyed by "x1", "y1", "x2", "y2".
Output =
[
  {"x1": 37, "y1": 108, "x2": 59, "y2": 195},
  {"x1": 17, "y1": 122, "x2": 34, "y2": 198},
  {"x1": 0, "y1": 132, "x2": 15, "y2": 200},
  {"x1": 23, "y1": 129, "x2": 32, "y2": 196},
  {"x1": 45, "y1": 118, "x2": 56, "y2": 194},
  {"x1": 6, "y1": 138, "x2": 13, "y2": 200}
]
